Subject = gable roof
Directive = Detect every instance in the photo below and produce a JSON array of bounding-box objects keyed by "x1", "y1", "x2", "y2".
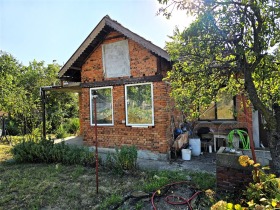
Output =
[{"x1": 58, "y1": 15, "x2": 170, "y2": 82}]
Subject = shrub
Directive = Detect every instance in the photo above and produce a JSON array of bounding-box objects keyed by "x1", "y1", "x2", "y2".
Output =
[
  {"x1": 211, "y1": 155, "x2": 280, "y2": 209},
  {"x1": 55, "y1": 125, "x2": 67, "y2": 139},
  {"x1": 66, "y1": 118, "x2": 80, "y2": 135},
  {"x1": 11, "y1": 138, "x2": 95, "y2": 166},
  {"x1": 105, "y1": 145, "x2": 137, "y2": 174}
]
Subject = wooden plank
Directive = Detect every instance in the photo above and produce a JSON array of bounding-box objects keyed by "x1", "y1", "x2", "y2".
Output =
[{"x1": 81, "y1": 75, "x2": 163, "y2": 88}]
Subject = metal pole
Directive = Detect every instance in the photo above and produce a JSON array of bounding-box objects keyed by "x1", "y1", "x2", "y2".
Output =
[
  {"x1": 41, "y1": 89, "x2": 46, "y2": 139},
  {"x1": 93, "y1": 91, "x2": 98, "y2": 194}
]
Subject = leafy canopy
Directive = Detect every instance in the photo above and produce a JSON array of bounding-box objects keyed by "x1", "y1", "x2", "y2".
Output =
[{"x1": 159, "y1": 0, "x2": 280, "y2": 127}]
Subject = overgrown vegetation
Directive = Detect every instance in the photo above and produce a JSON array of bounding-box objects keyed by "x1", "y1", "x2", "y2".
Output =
[
  {"x1": 141, "y1": 170, "x2": 215, "y2": 192},
  {"x1": 211, "y1": 155, "x2": 280, "y2": 209},
  {"x1": 11, "y1": 139, "x2": 95, "y2": 166},
  {"x1": 0, "y1": 145, "x2": 12, "y2": 162},
  {"x1": 0, "y1": 51, "x2": 79, "y2": 137},
  {"x1": 105, "y1": 145, "x2": 138, "y2": 174}
]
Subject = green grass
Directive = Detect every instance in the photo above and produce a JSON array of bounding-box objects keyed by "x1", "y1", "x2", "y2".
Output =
[
  {"x1": 0, "y1": 144, "x2": 12, "y2": 162},
  {"x1": 0, "y1": 147, "x2": 216, "y2": 209},
  {"x1": 140, "y1": 170, "x2": 215, "y2": 192}
]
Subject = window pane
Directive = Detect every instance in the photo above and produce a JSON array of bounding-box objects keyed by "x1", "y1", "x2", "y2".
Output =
[
  {"x1": 126, "y1": 84, "x2": 153, "y2": 125},
  {"x1": 217, "y1": 93, "x2": 234, "y2": 119},
  {"x1": 199, "y1": 102, "x2": 215, "y2": 120},
  {"x1": 91, "y1": 87, "x2": 113, "y2": 125}
]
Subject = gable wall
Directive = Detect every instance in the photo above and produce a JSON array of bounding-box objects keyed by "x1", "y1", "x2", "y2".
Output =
[{"x1": 79, "y1": 31, "x2": 173, "y2": 154}]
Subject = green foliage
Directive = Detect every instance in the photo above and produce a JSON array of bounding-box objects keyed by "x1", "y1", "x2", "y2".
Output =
[
  {"x1": 99, "y1": 194, "x2": 122, "y2": 209},
  {"x1": 140, "y1": 170, "x2": 215, "y2": 192},
  {"x1": 0, "y1": 51, "x2": 79, "y2": 136},
  {"x1": 158, "y1": 0, "x2": 280, "y2": 129},
  {"x1": 105, "y1": 145, "x2": 138, "y2": 174},
  {"x1": 11, "y1": 139, "x2": 95, "y2": 166},
  {"x1": 55, "y1": 125, "x2": 67, "y2": 139},
  {"x1": 212, "y1": 156, "x2": 280, "y2": 209},
  {"x1": 65, "y1": 118, "x2": 80, "y2": 135}
]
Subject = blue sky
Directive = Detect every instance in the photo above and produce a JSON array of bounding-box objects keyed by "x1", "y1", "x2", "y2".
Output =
[{"x1": 0, "y1": 0, "x2": 193, "y2": 66}]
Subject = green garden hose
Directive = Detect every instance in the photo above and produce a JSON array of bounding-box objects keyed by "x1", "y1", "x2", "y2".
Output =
[{"x1": 227, "y1": 129, "x2": 250, "y2": 149}]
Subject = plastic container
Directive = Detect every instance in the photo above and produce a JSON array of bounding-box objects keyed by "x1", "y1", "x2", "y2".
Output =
[
  {"x1": 182, "y1": 149, "x2": 191, "y2": 160},
  {"x1": 189, "y1": 138, "x2": 201, "y2": 156}
]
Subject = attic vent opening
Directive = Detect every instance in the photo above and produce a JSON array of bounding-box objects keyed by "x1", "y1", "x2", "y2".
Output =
[{"x1": 102, "y1": 40, "x2": 131, "y2": 78}]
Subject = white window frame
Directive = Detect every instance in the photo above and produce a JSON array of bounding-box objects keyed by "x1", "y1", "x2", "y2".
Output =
[
  {"x1": 125, "y1": 82, "x2": 154, "y2": 127},
  {"x1": 90, "y1": 86, "x2": 114, "y2": 126}
]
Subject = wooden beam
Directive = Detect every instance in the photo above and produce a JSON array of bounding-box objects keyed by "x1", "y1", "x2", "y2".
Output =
[
  {"x1": 104, "y1": 34, "x2": 125, "y2": 41},
  {"x1": 81, "y1": 75, "x2": 163, "y2": 88},
  {"x1": 157, "y1": 57, "x2": 162, "y2": 74},
  {"x1": 71, "y1": 66, "x2": 82, "y2": 71}
]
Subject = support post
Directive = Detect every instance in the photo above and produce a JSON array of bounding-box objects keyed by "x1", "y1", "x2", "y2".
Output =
[
  {"x1": 41, "y1": 89, "x2": 46, "y2": 139},
  {"x1": 93, "y1": 90, "x2": 98, "y2": 194}
]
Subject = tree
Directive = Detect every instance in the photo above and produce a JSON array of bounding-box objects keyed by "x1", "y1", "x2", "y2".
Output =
[
  {"x1": 158, "y1": 0, "x2": 280, "y2": 174},
  {"x1": 0, "y1": 51, "x2": 78, "y2": 136}
]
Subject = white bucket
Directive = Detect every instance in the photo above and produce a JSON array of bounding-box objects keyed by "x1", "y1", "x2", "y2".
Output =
[
  {"x1": 189, "y1": 138, "x2": 201, "y2": 156},
  {"x1": 182, "y1": 149, "x2": 191, "y2": 160}
]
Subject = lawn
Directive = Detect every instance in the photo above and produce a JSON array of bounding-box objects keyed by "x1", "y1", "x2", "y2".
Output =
[{"x1": 0, "y1": 144, "x2": 216, "y2": 209}]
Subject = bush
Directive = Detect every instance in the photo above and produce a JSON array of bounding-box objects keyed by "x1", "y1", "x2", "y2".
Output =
[
  {"x1": 211, "y1": 155, "x2": 280, "y2": 209},
  {"x1": 106, "y1": 145, "x2": 137, "y2": 174},
  {"x1": 66, "y1": 118, "x2": 80, "y2": 135},
  {"x1": 55, "y1": 125, "x2": 67, "y2": 139},
  {"x1": 11, "y1": 138, "x2": 95, "y2": 166}
]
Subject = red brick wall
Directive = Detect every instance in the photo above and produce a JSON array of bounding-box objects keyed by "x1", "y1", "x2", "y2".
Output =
[
  {"x1": 79, "y1": 31, "x2": 173, "y2": 154},
  {"x1": 216, "y1": 153, "x2": 253, "y2": 194}
]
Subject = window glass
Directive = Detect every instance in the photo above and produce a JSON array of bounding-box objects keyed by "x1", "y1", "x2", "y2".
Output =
[
  {"x1": 199, "y1": 91, "x2": 235, "y2": 120},
  {"x1": 125, "y1": 83, "x2": 154, "y2": 126},
  {"x1": 90, "y1": 87, "x2": 113, "y2": 125},
  {"x1": 217, "y1": 92, "x2": 234, "y2": 119},
  {"x1": 199, "y1": 102, "x2": 215, "y2": 120}
]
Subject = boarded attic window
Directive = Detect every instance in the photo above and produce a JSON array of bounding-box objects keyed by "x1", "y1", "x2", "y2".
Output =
[{"x1": 102, "y1": 40, "x2": 130, "y2": 78}]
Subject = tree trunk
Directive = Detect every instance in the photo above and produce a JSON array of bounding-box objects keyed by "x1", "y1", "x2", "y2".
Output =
[{"x1": 268, "y1": 104, "x2": 280, "y2": 176}]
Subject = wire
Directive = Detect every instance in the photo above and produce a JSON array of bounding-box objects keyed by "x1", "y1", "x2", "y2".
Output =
[{"x1": 151, "y1": 181, "x2": 202, "y2": 210}]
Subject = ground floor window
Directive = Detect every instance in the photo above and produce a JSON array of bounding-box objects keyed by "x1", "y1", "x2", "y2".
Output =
[
  {"x1": 90, "y1": 87, "x2": 113, "y2": 126},
  {"x1": 199, "y1": 91, "x2": 236, "y2": 121},
  {"x1": 125, "y1": 83, "x2": 154, "y2": 126}
]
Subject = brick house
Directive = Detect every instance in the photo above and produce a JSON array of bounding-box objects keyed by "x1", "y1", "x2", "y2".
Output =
[
  {"x1": 56, "y1": 15, "x2": 175, "y2": 159},
  {"x1": 42, "y1": 15, "x2": 261, "y2": 159}
]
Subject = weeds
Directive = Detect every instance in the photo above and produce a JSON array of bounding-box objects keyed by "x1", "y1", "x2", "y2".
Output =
[
  {"x1": 0, "y1": 144, "x2": 12, "y2": 162},
  {"x1": 140, "y1": 170, "x2": 215, "y2": 192},
  {"x1": 11, "y1": 138, "x2": 95, "y2": 166},
  {"x1": 99, "y1": 194, "x2": 123, "y2": 209},
  {"x1": 105, "y1": 145, "x2": 138, "y2": 174}
]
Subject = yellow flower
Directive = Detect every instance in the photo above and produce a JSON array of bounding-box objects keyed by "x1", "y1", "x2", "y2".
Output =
[
  {"x1": 248, "y1": 160, "x2": 255, "y2": 165},
  {"x1": 205, "y1": 189, "x2": 215, "y2": 198},
  {"x1": 157, "y1": 190, "x2": 161, "y2": 195},
  {"x1": 271, "y1": 199, "x2": 277, "y2": 207},
  {"x1": 227, "y1": 202, "x2": 234, "y2": 209},
  {"x1": 253, "y1": 163, "x2": 261, "y2": 167},
  {"x1": 239, "y1": 155, "x2": 250, "y2": 167},
  {"x1": 234, "y1": 204, "x2": 242, "y2": 210},
  {"x1": 247, "y1": 199, "x2": 255, "y2": 207},
  {"x1": 211, "y1": 200, "x2": 227, "y2": 210}
]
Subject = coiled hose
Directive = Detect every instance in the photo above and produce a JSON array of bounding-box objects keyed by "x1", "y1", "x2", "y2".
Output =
[
  {"x1": 151, "y1": 181, "x2": 202, "y2": 210},
  {"x1": 227, "y1": 129, "x2": 250, "y2": 149}
]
